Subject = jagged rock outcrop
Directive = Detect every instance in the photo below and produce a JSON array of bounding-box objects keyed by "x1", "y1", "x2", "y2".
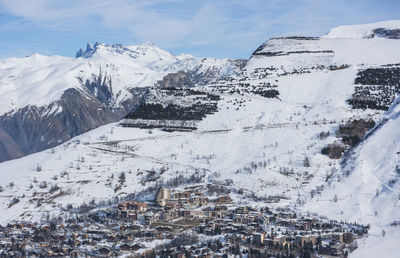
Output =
[
  {"x1": 75, "y1": 48, "x2": 84, "y2": 58},
  {"x1": 156, "y1": 71, "x2": 195, "y2": 89},
  {"x1": 372, "y1": 28, "x2": 400, "y2": 39}
]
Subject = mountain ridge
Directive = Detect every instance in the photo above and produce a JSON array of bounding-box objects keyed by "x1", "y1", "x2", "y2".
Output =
[
  {"x1": 0, "y1": 43, "x2": 244, "y2": 162},
  {"x1": 323, "y1": 20, "x2": 400, "y2": 39}
]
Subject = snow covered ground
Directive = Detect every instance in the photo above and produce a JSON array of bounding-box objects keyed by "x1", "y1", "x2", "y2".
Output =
[
  {"x1": 304, "y1": 96, "x2": 400, "y2": 258},
  {"x1": 0, "y1": 21, "x2": 400, "y2": 256},
  {"x1": 323, "y1": 20, "x2": 400, "y2": 39}
]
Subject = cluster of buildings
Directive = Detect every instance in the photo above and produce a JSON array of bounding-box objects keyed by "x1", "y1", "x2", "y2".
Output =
[{"x1": 0, "y1": 185, "x2": 367, "y2": 257}]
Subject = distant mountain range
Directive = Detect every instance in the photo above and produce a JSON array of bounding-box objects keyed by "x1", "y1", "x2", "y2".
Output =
[{"x1": 0, "y1": 42, "x2": 245, "y2": 162}]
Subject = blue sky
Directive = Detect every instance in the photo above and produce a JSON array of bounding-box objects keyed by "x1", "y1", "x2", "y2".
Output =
[{"x1": 0, "y1": 0, "x2": 399, "y2": 59}]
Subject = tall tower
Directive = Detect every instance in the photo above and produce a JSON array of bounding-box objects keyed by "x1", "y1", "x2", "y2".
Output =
[{"x1": 156, "y1": 187, "x2": 171, "y2": 206}]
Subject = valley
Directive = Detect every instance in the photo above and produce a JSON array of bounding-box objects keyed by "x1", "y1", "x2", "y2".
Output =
[{"x1": 1, "y1": 20, "x2": 400, "y2": 257}]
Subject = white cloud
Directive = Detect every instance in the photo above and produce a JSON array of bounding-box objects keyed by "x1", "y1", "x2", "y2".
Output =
[{"x1": 0, "y1": 0, "x2": 398, "y2": 58}]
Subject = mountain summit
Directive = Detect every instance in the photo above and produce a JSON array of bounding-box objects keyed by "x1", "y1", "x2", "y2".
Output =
[
  {"x1": 0, "y1": 43, "x2": 244, "y2": 162},
  {"x1": 323, "y1": 20, "x2": 400, "y2": 39}
]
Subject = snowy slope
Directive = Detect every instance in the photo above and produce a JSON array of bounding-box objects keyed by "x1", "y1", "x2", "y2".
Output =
[
  {"x1": 0, "y1": 21, "x2": 400, "y2": 256},
  {"x1": 303, "y1": 97, "x2": 400, "y2": 257},
  {"x1": 323, "y1": 20, "x2": 400, "y2": 39},
  {"x1": 247, "y1": 37, "x2": 400, "y2": 72},
  {"x1": 0, "y1": 42, "x2": 243, "y2": 162},
  {"x1": 0, "y1": 42, "x2": 241, "y2": 117}
]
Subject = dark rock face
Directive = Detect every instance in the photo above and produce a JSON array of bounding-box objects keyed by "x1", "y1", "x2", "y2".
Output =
[
  {"x1": 186, "y1": 59, "x2": 247, "y2": 86},
  {"x1": 156, "y1": 71, "x2": 195, "y2": 89},
  {"x1": 0, "y1": 128, "x2": 24, "y2": 162},
  {"x1": 372, "y1": 28, "x2": 400, "y2": 39},
  {"x1": 75, "y1": 48, "x2": 84, "y2": 58},
  {"x1": 79, "y1": 73, "x2": 114, "y2": 107},
  {"x1": 0, "y1": 82, "x2": 147, "y2": 163}
]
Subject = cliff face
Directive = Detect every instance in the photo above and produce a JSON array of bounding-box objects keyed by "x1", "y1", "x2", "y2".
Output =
[
  {"x1": 156, "y1": 71, "x2": 195, "y2": 89},
  {"x1": 0, "y1": 86, "x2": 147, "y2": 162},
  {"x1": 0, "y1": 128, "x2": 23, "y2": 162}
]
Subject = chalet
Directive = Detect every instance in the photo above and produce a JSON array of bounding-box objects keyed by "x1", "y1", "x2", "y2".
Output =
[
  {"x1": 222, "y1": 226, "x2": 233, "y2": 234},
  {"x1": 276, "y1": 212, "x2": 293, "y2": 219},
  {"x1": 165, "y1": 199, "x2": 179, "y2": 210},
  {"x1": 233, "y1": 215, "x2": 243, "y2": 224},
  {"x1": 118, "y1": 201, "x2": 147, "y2": 212},
  {"x1": 331, "y1": 242, "x2": 345, "y2": 256},
  {"x1": 276, "y1": 218, "x2": 295, "y2": 227},
  {"x1": 300, "y1": 235, "x2": 317, "y2": 246},
  {"x1": 295, "y1": 221, "x2": 310, "y2": 230},
  {"x1": 236, "y1": 206, "x2": 249, "y2": 214},
  {"x1": 215, "y1": 195, "x2": 232, "y2": 204},
  {"x1": 174, "y1": 191, "x2": 191, "y2": 199},
  {"x1": 253, "y1": 232, "x2": 266, "y2": 246},
  {"x1": 178, "y1": 209, "x2": 191, "y2": 218},
  {"x1": 209, "y1": 210, "x2": 225, "y2": 219},
  {"x1": 144, "y1": 212, "x2": 156, "y2": 225},
  {"x1": 343, "y1": 232, "x2": 353, "y2": 244},
  {"x1": 182, "y1": 200, "x2": 198, "y2": 209},
  {"x1": 70, "y1": 250, "x2": 84, "y2": 257},
  {"x1": 332, "y1": 232, "x2": 344, "y2": 243},
  {"x1": 215, "y1": 205, "x2": 228, "y2": 212}
]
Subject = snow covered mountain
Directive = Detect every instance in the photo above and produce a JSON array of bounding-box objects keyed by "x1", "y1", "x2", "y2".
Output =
[
  {"x1": 324, "y1": 20, "x2": 400, "y2": 39},
  {"x1": 0, "y1": 20, "x2": 400, "y2": 256},
  {"x1": 0, "y1": 42, "x2": 244, "y2": 162},
  {"x1": 304, "y1": 95, "x2": 400, "y2": 257}
]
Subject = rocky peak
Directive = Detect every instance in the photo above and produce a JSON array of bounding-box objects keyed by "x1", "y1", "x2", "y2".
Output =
[
  {"x1": 75, "y1": 42, "x2": 100, "y2": 58},
  {"x1": 86, "y1": 42, "x2": 94, "y2": 52},
  {"x1": 75, "y1": 48, "x2": 84, "y2": 58}
]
